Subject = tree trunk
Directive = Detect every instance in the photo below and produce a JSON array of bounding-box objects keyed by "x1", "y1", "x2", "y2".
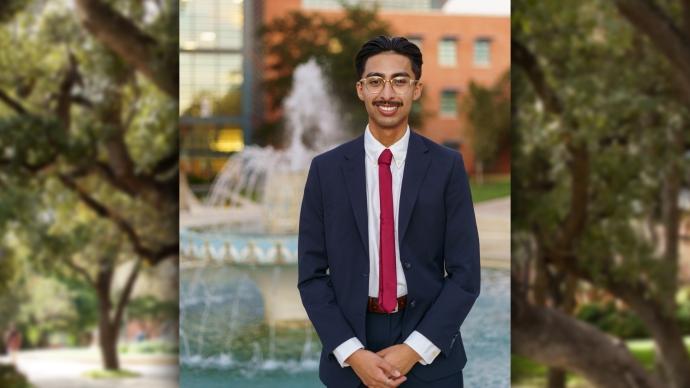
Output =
[
  {"x1": 628, "y1": 301, "x2": 690, "y2": 388},
  {"x1": 98, "y1": 318, "x2": 119, "y2": 370},
  {"x1": 96, "y1": 273, "x2": 119, "y2": 370},
  {"x1": 513, "y1": 295, "x2": 661, "y2": 388},
  {"x1": 547, "y1": 368, "x2": 566, "y2": 388}
]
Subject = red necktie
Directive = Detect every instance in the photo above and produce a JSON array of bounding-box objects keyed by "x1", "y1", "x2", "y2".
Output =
[{"x1": 378, "y1": 149, "x2": 397, "y2": 313}]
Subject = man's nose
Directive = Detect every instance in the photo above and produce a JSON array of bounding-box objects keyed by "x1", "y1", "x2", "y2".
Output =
[{"x1": 380, "y1": 80, "x2": 395, "y2": 98}]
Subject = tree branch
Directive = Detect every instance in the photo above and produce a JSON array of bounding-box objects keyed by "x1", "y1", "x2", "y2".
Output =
[
  {"x1": 64, "y1": 256, "x2": 95, "y2": 286},
  {"x1": 112, "y1": 257, "x2": 141, "y2": 327},
  {"x1": 57, "y1": 174, "x2": 177, "y2": 265},
  {"x1": 0, "y1": 89, "x2": 28, "y2": 114},
  {"x1": 74, "y1": 0, "x2": 176, "y2": 97},
  {"x1": 55, "y1": 51, "x2": 83, "y2": 130},
  {"x1": 614, "y1": 0, "x2": 690, "y2": 102},
  {"x1": 512, "y1": 39, "x2": 564, "y2": 115},
  {"x1": 513, "y1": 293, "x2": 661, "y2": 388},
  {"x1": 683, "y1": 0, "x2": 690, "y2": 37}
]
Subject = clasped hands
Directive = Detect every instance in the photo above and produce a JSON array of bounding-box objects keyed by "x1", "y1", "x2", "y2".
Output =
[{"x1": 346, "y1": 344, "x2": 421, "y2": 388}]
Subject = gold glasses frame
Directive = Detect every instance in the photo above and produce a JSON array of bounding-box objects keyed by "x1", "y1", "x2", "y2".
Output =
[{"x1": 358, "y1": 76, "x2": 419, "y2": 95}]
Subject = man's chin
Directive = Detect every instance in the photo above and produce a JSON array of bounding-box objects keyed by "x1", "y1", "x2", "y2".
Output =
[{"x1": 370, "y1": 117, "x2": 406, "y2": 130}]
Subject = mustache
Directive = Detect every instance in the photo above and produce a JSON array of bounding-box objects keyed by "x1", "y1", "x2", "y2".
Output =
[{"x1": 373, "y1": 100, "x2": 403, "y2": 107}]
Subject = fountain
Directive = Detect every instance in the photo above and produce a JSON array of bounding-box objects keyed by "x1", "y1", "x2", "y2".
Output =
[
  {"x1": 180, "y1": 60, "x2": 344, "y2": 382},
  {"x1": 181, "y1": 59, "x2": 344, "y2": 328}
]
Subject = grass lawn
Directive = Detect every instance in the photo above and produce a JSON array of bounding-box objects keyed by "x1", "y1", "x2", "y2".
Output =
[
  {"x1": 470, "y1": 175, "x2": 510, "y2": 203},
  {"x1": 512, "y1": 336, "x2": 690, "y2": 386},
  {"x1": 82, "y1": 369, "x2": 140, "y2": 379}
]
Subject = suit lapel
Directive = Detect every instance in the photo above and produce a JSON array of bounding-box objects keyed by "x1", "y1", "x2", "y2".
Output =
[
  {"x1": 399, "y1": 131, "x2": 430, "y2": 242},
  {"x1": 341, "y1": 135, "x2": 369, "y2": 257}
]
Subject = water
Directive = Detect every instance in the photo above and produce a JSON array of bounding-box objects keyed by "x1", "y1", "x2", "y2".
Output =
[{"x1": 179, "y1": 268, "x2": 510, "y2": 387}]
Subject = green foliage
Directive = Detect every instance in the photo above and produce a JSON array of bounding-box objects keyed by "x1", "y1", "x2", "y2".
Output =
[
  {"x1": 0, "y1": 0, "x2": 178, "y2": 359},
  {"x1": 0, "y1": 364, "x2": 31, "y2": 388},
  {"x1": 576, "y1": 302, "x2": 649, "y2": 339},
  {"x1": 258, "y1": 5, "x2": 424, "y2": 144},
  {"x1": 119, "y1": 339, "x2": 177, "y2": 355},
  {"x1": 465, "y1": 72, "x2": 510, "y2": 169},
  {"x1": 126, "y1": 295, "x2": 178, "y2": 323},
  {"x1": 0, "y1": 0, "x2": 28, "y2": 23},
  {"x1": 83, "y1": 369, "x2": 140, "y2": 379},
  {"x1": 513, "y1": 0, "x2": 690, "y2": 290},
  {"x1": 513, "y1": 3, "x2": 690, "y2": 382}
]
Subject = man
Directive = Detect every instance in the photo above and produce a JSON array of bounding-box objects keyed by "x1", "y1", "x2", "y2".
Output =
[
  {"x1": 4, "y1": 323, "x2": 22, "y2": 365},
  {"x1": 298, "y1": 36, "x2": 480, "y2": 388}
]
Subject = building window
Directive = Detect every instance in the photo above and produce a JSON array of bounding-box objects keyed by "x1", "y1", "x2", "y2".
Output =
[
  {"x1": 180, "y1": 0, "x2": 245, "y2": 118},
  {"x1": 180, "y1": 53, "x2": 243, "y2": 117},
  {"x1": 438, "y1": 38, "x2": 457, "y2": 67},
  {"x1": 180, "y1": 0, "x2": 243, "y2": 50},
  {"x1": 440, "y1": 90, "x2": 458, "y2": 117},
  {"x1": 474, "y1": 38, "x2": 491, "y2": 67}
]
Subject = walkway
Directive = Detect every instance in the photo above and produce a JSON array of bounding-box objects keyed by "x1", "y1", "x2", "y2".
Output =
[
  {"x1": 475, "y1": 197, "x2": 510, "y2": 269},
  {"x1": 2, "y1": 348, "x2": 177, "y2": 388}
]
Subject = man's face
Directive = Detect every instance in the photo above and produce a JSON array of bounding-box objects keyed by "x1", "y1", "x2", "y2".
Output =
[{"x1": 356, "y1": 52, "x2": 423, "y2": 132}]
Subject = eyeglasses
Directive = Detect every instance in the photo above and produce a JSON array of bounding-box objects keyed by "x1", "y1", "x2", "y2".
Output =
[{"x1": 359, "y1": 76, "x2": 418, "y2": 94}]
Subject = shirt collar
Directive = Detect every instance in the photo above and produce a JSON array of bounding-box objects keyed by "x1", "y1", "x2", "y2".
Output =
[{"x1": 364, "y1": 125, "x2": 410, "y2": 169}]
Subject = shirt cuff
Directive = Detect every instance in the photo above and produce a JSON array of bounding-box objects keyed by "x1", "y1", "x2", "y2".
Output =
[
  {"x1": 332, "y1": 337, "x2": 364, "y2": 367},
  {"x1": 404, "y1": 331, "x2": 441, "y2": 365}
]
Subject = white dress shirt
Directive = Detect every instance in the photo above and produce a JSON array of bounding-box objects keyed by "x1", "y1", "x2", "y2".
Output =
[{"x1": 332, "y1": 125, "x2": 441, "y2": 368}]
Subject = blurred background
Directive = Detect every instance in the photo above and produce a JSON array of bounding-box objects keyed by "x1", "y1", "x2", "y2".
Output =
[
  {"x1": 512, "y1": 0, "x2": 690, "y2": 387},
  {"x1": 0, "y1": 0, "x2": 178, "y2": 387},
  {"x1": 179, "y1": 0, "x2": 510, "y2": 387}
]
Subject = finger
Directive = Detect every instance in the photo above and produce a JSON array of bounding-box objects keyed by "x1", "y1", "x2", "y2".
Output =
[
  {"x1": 373, "y1": 369, "x2": 394, "y2": 386},
  {"x1": 377, "y1": 359, "x2": 401, "y2": 378},
  {"x1": 390, "y1": 375, "x2": 407, "y2": 386}
]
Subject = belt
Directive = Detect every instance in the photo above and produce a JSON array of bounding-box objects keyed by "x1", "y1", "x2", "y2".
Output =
[{"x1": 367, "y1": 295, "x2": 407, "y2": 314}]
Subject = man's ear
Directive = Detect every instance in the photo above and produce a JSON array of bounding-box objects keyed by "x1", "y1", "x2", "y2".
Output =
[
  {"x1": 356, "y1": 81, "x2": 365, "y2": 101},
  {"x1": 413, "y1": 81, "x2": 423, "y2": 101}
]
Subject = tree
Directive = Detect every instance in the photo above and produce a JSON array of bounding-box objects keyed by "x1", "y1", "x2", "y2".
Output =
[
  {"x1": 464, "y1": 71, "x2": 510, "y2": 177},
  {"x1": 0, "y1": 0, "x2": 177, "y2": 370},
  {"x1": 512, "y1": 1, "x2": 690, "y2": 387}
]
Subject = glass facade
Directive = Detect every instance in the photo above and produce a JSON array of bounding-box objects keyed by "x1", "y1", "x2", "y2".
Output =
[
  {"x1": 474, "y1": 38, "x2": 491, "y2": 67},
  {"x1": 180, "y1": 0, "x2": 243, "y2": 50},
  {"x1": 180, "y1": 53, "x2": 243, "y2": 117},
  {"x1": 180, "y1": 0, "x2": 244, "y2": 118},
  {"x1": 180, "y1": 0, "x2": 250, "y2": 179},
  {"x1": 438, "y1": 38, "x2": 457, "y2": 67}
]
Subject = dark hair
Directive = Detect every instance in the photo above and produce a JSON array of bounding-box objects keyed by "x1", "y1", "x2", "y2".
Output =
[{"x1": 355, "y1": 36, "x2": 423, "y2": 80}]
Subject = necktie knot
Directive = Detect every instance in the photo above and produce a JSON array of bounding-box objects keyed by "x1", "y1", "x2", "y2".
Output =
[{"x1": 378, "y1": 149, "x2": 393, "y2": 166}]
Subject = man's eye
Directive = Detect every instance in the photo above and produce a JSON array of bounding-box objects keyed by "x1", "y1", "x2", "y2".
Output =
[
  {"x1": 368, "y1": 79, "x2": 382, "y2": 87},
  {"x1": 393, "y1": 78, "x2": 408, "y2": 87}
]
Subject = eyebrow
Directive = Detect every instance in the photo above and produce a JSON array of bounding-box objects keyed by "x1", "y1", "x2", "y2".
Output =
[{"x1": 365, "y1": 71, "x2": 412, "y2": 78}]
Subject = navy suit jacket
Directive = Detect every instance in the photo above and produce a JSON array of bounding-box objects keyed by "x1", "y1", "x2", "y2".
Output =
[{"x1": 298, "y1": 131, "x2": 480, "y2": 387}]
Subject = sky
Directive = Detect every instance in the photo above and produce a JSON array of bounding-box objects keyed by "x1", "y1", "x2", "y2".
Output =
[{"x1": 443, "y1": 0, "x2": 511, "y2": 16}]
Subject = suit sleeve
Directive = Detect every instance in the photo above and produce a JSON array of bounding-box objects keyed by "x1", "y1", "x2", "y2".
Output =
[
  {"x1": 413, "y1": 152, "x2": 481, "y2": 356},
  {"x1": 298, "y1": 159, "x2": 358, "y2": 356}
]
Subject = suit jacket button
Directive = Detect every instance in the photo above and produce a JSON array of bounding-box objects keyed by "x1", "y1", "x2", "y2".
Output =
[
  {"x1": 363, "y1": 273, "x2": 368, "y2": 277},
  {"x1": 409, "y1": 300, "x2": 416, "y2": 308},
  {"x1": 403, "y1": 262, "x2": 411, "y2": 269}
]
